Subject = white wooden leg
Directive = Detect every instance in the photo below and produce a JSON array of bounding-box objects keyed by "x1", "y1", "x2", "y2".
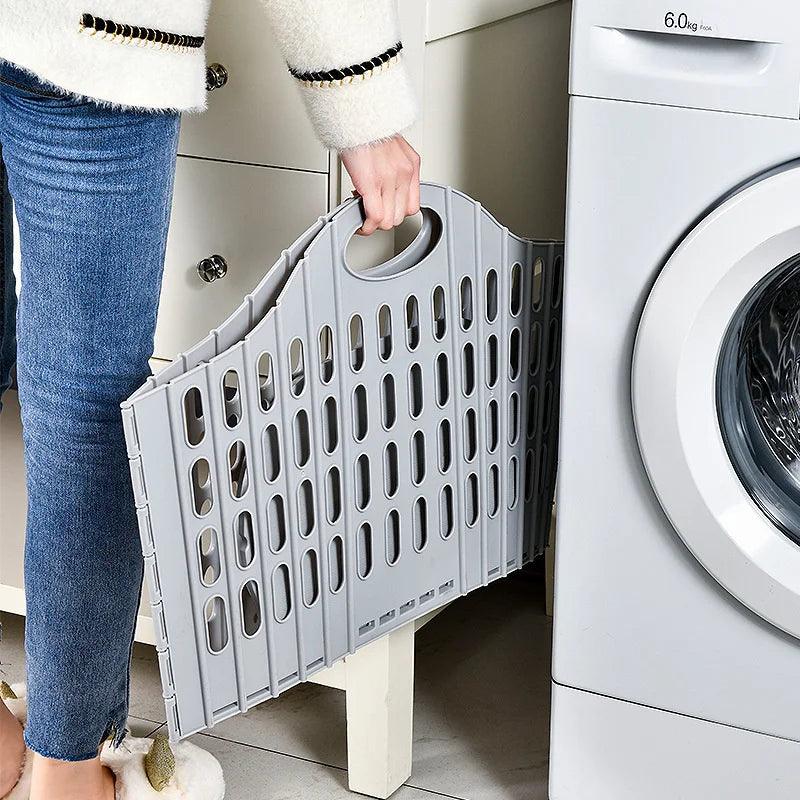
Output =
[{"x1": 344, "y1": 621, "x2": 415, "y2": 798}]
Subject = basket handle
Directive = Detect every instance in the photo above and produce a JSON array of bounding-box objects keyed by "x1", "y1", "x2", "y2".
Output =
[{"x1": 334, "y1": 187, "x2": 444, "y2": 280}]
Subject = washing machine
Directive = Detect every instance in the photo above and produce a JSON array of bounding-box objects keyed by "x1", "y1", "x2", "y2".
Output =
[{"x1": 550, "y1": 2, "x2": 800, "y2": 797}]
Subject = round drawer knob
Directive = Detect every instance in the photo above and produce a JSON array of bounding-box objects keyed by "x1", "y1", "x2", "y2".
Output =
[
  {"x1": 197, "y1": 255, "x2": 228, "y2": 283},
  {"x1": 206, "y1": 63, "x2": 229, "y2": 92}
]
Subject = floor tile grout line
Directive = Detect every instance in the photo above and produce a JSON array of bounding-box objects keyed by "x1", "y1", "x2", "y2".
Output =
[
  {"x1": 195, "y1": 731, "x2": 471, "y2": 800},
  {"x1": 197, "y1": 730, "x2": 349, "y2": 773}
]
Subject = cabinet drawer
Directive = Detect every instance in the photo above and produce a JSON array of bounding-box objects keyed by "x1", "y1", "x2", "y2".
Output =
[
  {"x1": 154, "y1": 157, "x2": 328, "y2": 360},
  {"x1": 178, "y1": 1, "x2": 328, "y2": 172}
]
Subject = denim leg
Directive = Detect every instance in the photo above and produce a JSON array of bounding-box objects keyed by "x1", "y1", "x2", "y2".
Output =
[
  {"x1": 0, "y1": 144, "x2": 17, "y2": 405},
  {"x1": 0, "y1": 73, "x2": 179, "y2": 761}
]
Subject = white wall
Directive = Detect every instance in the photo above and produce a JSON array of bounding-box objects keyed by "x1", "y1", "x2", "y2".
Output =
[{"x1": 421, "y1": 0, "x2": 572, "y2": 240}]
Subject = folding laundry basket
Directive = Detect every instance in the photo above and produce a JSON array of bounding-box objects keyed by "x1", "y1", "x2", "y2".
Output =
[{"x1": 122, "y1": 183, "x2": 564, "y2": 740}]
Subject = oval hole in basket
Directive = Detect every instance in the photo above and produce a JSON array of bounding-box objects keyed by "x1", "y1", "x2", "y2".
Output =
[
  {"x1": 267, "y1": 495, "x2": 287, "y2": 553},
  {"x1": 358, "y1": 523, "x2": 373, "y2": 579},
  {"x1": 487, "y1": 400, "x2": 499, "y2": 453},
  {"x1": 240, "y1": 580, "x2": 262, "y2": 637},
  {"x1": 301, "y1": 549, "x2": 320, "y2": 607},
  {"x1": 508, "y1": 457, "x2": 519, "y2": 510},
  {"x1": 378, "y1": 305, "x2": 393, "y2": 361},
  {"x1": 510, "y1": 262, "x2": 523, "y2": 316},
  {"x1": 385, "y1": 509, "x2": 401, "y2": 566},
  {"x1": 228, "y1": 441, "x2": 249, "y2": 499},
  {"x1": 197, "y1": 527, "x2": 220, "y2": 586},
  {"x1": 488, "y1": 464, "x2": 500, "y2": 518},
  {"x1": 289, "y1": 338, "x2": 306, "y2": 397},
  {"x1": 543, "y1": 381, "x2": 554, "y2": 435},
  {"x1": 272, "y1": 564, "x2": 292, "y2": 623},
  {"x1": 293, "y1": 410, "x2": 311, "y2": 467},
  {"x1": 234, "y1": 511, "x2": 255, "y2": 569},
  {"x1": 222, "y1": 369, "x2": 242, "y2": 428},
  {"x1": 297, "y1": 480, "x2": 315, "y2": 537},
  {"x1": 256, "y1": 352, "x2": 276, "y2": 412},
  {"x1": 353, "y1": 385, "x2": 368, "y2": 441},
  {"x1": 435, "y1": 353, "x2": 449, "y2": 407},
  {"x1": 382, "y1": 375, "x2": 397, "y2": 430},
  {"x1": 190, "y1": 458, "x2": 213, "y2": 516},
  {"x1": 527, "y1": 386, "x2": 539, "y2": 439},
  {"x1": 405, "y1": 296, "x2": 420, "y2": 351},
  {"x1": 485, "y1": 269, "x2": 498, "y2": 323},
  {"x1": 438, "y1": 419, "x2": 452, "y2": 472},
  {"x1": 183, "y1": 387, "x2": 205, "y2": 446},
  {"x1": 344, "y1": 209, "x2": 442, "y2": 278},
  {"x1": 384, "y1": 443, "x2": 399, "y2": 498},
  {"x1": 509, "y1": 328, "x2": 521, "y2": 381},
  {"x1": 263, "y1": 424, "x2": 281, "y2": 483},
  {"x1": 349, "y1": 315, "x2": 365, "y2": 372},
  {"x1": 487, "y1": 335, "x2": 499, "y2": 388},
  {"x1": 355, "y1": 454, "x2": 371, "y2": 511},
  {"x1": 463, "y1": 409, "x2": 477, "y2": 462},
  {"x1": 460, "y1": 277, "x2": 474, "y2": 331},
  {"x1": 409, "y1": 363, "x2": 423, "y2": 418},
  {"x1": 531, "y1": 257, "x2": 545, "y2": 311},
  {"x1": 204, "y1": 596, "x2": 228, "y2": 653},
  {"x1": 525, "y1": 449, "x2": 535, "y2": 503},
  {"x1": 529, "y1": 322, "x2": 542, "y2": 377},
  {"x1": 547, "y1": 318, "x2": 559, "y2": 372},
  {"x1": 462, "y1": 343, "x2": 476, "y2": 397},
  {"x1": 432, "y1": 285, "x2": 447, "y2": 340},
  {"x1": 439, "y1": 485, "x2": 454, "y2": 539},
  {"x1": 465, "y1": 473, "x2": 479, "y2": 527},
  {"x1": 508, "y1": 392, "x2": 520, "y2": 446},
  {"x1": 411, "y1": 430, "x2": 426, "y2": 485},
  {"x1": 322, "y1": 396, "x2": 339, "y2": 454},
  {"x1": 413, "y1": 497, "x2": 428, "y2": 552},
  {"x1": 329, "y1": 536, "x2": 345, "y2": 593},
  {"x1": 318, "y1": 325, "x2": 335, "y2": 384},
  {"x1": 325, "y1": 466, "x2": 342, "y2": 524},
  {"x1": 552, "y1": 255, "x2": 564, "y2": 308}
]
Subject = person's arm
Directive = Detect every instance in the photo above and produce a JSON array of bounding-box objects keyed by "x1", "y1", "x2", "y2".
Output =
[{"x1": 262, "y1": 0, "x2": 420, "y2": 234}]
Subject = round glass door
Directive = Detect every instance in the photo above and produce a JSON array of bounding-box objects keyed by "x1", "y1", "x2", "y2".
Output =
[
  {"x1": 633, "y1": 162, "x2": 800, "y2": 639},
  {"x1": 718, "y1": 254, "x2": 800, "y2": 546}
]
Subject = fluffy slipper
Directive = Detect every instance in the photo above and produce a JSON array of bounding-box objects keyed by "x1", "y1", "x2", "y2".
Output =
[
  {"x1": 2, "y1": 683, "x2": 225, "y2": 800},
  {"x1": 101, "y1": 732, "x2": 225, "y2": 800},
  {"x1": 1, "y1": 682, "x2": 33, "y2": 800}
]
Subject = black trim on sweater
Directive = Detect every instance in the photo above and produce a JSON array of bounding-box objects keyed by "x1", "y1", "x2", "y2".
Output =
[
  {"x1": 288, "y1": 42, "x2": 403, "y2": 84},
  {"x1": 79, "y1": 14, "x2": 205, "y2": 49}
]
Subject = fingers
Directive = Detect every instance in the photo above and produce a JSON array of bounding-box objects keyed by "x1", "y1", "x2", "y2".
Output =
[
  {"x1": 358, "y1": 188, "x2": 383, "y2": 237},
  {"x1": 342, "y1": 136, "x2": 422, "y2": 236}
]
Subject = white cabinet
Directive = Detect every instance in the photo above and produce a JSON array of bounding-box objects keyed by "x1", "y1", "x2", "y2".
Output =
[
  {"x1": 154, "y1": 157, "x2": 328, "y2": 359},
  {"x1": 0, "y1": 389, "x2": 25, "y2": 616},
  {"x1": 178, "y1": 0, "x2": 328, "y2": 172}
]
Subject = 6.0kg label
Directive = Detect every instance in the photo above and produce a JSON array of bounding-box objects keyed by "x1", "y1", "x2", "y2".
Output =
[{"x1": 663, "y1": 11, "x2": 713, "y2": 34}]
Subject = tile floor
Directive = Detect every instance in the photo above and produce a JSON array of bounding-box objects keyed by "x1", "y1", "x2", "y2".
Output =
[{"x1": 0, "y1": 569, "x2": 551, "y2": 799}]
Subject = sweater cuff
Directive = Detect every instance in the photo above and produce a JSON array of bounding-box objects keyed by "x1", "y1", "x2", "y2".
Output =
[{"x1": 293, "y1": 52, "x2": 418, "y2": 151}]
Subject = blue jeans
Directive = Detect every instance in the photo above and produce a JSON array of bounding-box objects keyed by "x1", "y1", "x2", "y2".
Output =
[{"x1": 0, "y1": 61, "x2": 180, "y2": 761}]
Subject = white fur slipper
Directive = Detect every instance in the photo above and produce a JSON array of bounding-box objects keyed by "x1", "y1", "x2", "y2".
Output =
[
  {"x1": 1, "y1": 683, "x2": 225, "y2": 800},
  {"x1": 101, "y1": 732, "x2": 225, "y2": 800},
  {"x1": 1, "y1": 682, "x2": 32, "y2": 800}
]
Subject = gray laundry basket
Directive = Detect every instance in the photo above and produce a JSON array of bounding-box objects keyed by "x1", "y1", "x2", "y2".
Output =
[{"x1": 122, "y1": 183, "x2": 563, "y2": 741}]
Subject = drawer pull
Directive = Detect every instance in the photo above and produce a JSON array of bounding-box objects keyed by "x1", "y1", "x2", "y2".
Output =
[
  {"x1": 205, "y1": 63, "x2": 229, "y2": 92},
  {"x1": 197, "y1": 255, "x2": 228, "y2": 283}
]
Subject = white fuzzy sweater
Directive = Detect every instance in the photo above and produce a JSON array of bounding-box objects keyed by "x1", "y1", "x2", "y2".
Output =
[{"x1": 0, "y1": 1, "x2": 417, "y2": 151}]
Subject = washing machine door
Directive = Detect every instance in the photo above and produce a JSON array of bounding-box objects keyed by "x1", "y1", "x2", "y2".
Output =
[{"x1": 633, "y1": 163, "x2": 800, "y2": 639}]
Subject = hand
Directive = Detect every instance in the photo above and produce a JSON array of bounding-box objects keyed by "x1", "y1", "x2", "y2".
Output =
[{"x1": 340, "y1": 135, "x2": 421, "y2": 236}]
